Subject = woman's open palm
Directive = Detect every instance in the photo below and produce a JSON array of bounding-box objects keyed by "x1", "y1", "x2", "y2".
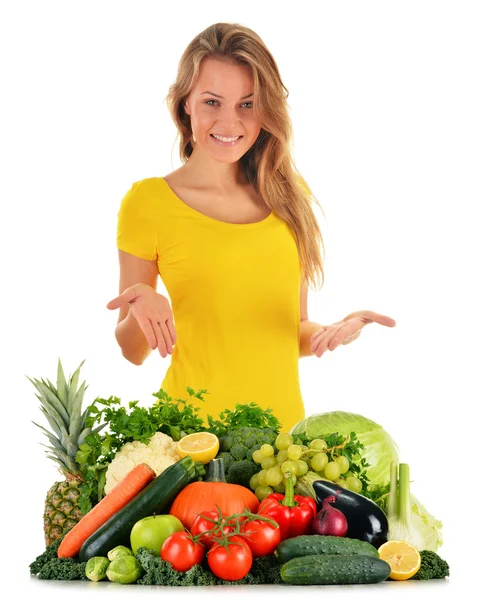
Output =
[{"x1": 106, "y1": 283, "x2": 177, "y2": 357}]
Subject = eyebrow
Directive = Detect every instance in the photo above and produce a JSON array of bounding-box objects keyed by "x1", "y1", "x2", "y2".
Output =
[{"x1": 200, "y1": 91, "x2": 254, "y2": 100}]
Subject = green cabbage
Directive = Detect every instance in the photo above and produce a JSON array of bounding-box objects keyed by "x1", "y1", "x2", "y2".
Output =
[
  {"x1": 289, "y1": 411, "x2": 399, "y2": 485},
  {"x1": 410, "y1": 493, "x2": 444, "y2": 551}
]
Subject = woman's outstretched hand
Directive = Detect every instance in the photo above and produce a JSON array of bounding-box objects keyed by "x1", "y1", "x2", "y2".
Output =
[
  {"x1": 310, "y1": 310, "x2": 396, "y2": 358},
  {"x1": 106, "y1": 283, "x2": 177, "y2": 358}
]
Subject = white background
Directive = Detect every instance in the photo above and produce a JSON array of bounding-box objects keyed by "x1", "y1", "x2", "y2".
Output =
[{"x1": 2, "y1": 0, "x2": 476, "y2": 597}]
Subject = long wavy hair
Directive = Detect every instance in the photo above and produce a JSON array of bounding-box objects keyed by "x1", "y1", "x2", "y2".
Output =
[{"x1": 165, "y1": 22, "x2": 325, "y2": 291}]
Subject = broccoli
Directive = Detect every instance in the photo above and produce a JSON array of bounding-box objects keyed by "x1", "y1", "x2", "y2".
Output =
[
  {"x1": 135, "y1": 548, "x2": 284, "y2": 585},
  {"x1": 29, "y1": 538, "x2": 88, "y2": 581},
  {"x1": 206, "y1": 426, "x2": 276, "y2": 487},
  {"x1": 410, "y1": 550, "x2": 450, "y2": 580},
  {"x1": 225, "y1": 459, "x2": 261, "y2": 487}
]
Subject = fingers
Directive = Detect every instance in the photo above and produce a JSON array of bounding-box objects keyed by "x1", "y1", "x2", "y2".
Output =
[
  {"x1": 344, "y1": 310, "x2": 396, "y2": 327},
  {"x1": 150, "y1": 317, "x2": 176, "y2": 357},
  {"x1": 106, "y1": 286, "x2": 139, "y2": 310},
  {"x1": 310, "y1": 323, "x2": 353, "y2": 357}
]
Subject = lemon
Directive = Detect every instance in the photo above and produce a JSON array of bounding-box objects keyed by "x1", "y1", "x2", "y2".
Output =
[
  {"x1": 177, "y1": 432, "x2": 220, "y2": 464},
  {"x1": 378, "y1": 540, "x2": 421, "y2": 581}
]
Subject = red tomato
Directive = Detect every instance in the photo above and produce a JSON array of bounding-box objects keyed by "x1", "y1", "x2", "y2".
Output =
[
  {"x1": 242, "y1": 519, "x2": 281, "y2": 557},
  {"x1": 207, "y1": 535, "x2": 253, "y2": 581},
  {"x1": 190, "y1": 510, "x2": 235, "y2": 549},
  {"x1": 160, "y1": 532, "x2": 205, "y2": 572}
]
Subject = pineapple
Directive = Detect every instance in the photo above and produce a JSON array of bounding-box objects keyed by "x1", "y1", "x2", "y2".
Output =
[{"x1": 28, "y1": 358, "x2": 101, "y2": 545}]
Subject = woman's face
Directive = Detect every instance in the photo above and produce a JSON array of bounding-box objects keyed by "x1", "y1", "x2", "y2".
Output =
[{"x1": 184, "y1": 57, "x2": 262, "y2": 163}]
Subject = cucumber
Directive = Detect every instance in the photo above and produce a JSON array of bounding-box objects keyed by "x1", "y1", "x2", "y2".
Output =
[
  {"x1": 79, "y1": 456, "x2": 200, "y2": 562},
  {"x1": 280, "y1": 554, "x2": 391, "y2": 585},
  {"x1": 275, "y1": 534, "x2": 379, "y2": 564}
]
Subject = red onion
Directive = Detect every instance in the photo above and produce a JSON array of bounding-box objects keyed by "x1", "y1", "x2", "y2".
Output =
[{"x1": 312, "y1": 494, "x2": 348, "y2": 537}]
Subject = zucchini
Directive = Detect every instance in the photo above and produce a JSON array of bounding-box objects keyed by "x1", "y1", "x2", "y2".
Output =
[
  {"x1": 280, "y1": 554, "x2": 391, "y2": 585},
  {"x1": 275, "y1": 534, "x2": 379, "y2": 564},
  {"x1": 79, "y1": 456, "x2": 201, "y2": 562}
]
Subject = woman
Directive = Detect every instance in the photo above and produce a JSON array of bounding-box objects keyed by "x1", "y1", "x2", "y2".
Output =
[{"x1": 106, "y1": 22, "x2": 395, "y2": 432}]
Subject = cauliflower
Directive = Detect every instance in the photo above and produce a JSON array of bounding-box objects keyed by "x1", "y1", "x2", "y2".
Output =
[{"x1": 104, "y1": 432, "x2": 181, "y2": 494}]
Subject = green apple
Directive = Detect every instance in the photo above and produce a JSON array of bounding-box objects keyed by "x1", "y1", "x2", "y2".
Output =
[{"x1": 130, "y1": 514, "x2": 184, "y2": 554}]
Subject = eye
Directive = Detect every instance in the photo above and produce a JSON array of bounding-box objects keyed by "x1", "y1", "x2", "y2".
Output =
[{"x1": 205, "y1": 100, "x2": 253, "y2": 108}]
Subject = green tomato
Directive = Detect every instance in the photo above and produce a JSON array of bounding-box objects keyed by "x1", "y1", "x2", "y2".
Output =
[
  {"x1": 85, "y1": 556, "x2": 110, "y2": 582},
  {"x1": 107, "y1": 545, "x2": 134, "y2": 561},
  {"x1": 106, "y1": 555, "x2": 143, "y2": 584},
  {"x1": 130, "y1": 514, "x2": 184, "y2": 554}
]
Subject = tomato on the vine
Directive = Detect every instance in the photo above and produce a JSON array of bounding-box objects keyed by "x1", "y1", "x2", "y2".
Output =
[
  {"x1": 207, "y1": 535, "x2": 253, "y2": 581},
  {"x1": 160, "y1": 531, "x2": 205, "y2": 572},
  {"x1": 190, "y1": 510, "x2": 235, "y2": 549},
  {"x1": 242, "y1": 519, "x2": 281, "y2": 557}
]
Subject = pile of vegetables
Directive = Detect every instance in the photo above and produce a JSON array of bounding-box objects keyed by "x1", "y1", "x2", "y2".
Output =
[{"x1": 29, "y1": 385, "x2": 449, "y2": 586}]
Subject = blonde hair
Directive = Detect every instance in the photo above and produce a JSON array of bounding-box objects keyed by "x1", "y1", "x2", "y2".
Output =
[{"x1": 165, "y1": 22, "x2": 325, "y2": 291}]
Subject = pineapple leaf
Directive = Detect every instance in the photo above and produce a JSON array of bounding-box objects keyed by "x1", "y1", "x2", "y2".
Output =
[
  {"x1": 56, "y1": 358, "x2": 70, "y2": 412},
  {"x1": 69, "y1": 379, "x2": 88, "y2": 441},
  {"x1": 27, "y1": 376, "x2": 70, "y2": 429},
  {"x1": 67, "y1": 359, "x2": 87, "y2": 414},
  {"x1": 35, "y1": 402, "x2": 61, "y2": 438},
  {"x1": 32, "y1": 422, "x2": 65, "y2": 452},
  {"x1": 39, "y1": 405, "x2": 70, "y2": 449}
]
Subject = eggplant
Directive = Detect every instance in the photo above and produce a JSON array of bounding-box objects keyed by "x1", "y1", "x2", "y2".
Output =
[{"x1": 312, "y1": 480, "x2": 388, "y2": 549}]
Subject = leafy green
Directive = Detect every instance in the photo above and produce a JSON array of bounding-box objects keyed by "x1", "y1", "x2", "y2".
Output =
[
  {"x1": 207, "y1": 402, "x2": 282, "y2": 437},
  {"x1": 289, "y1": 410, "x2": 400, "y2": 486},
  {"x1": 135, "y1": 547, "x2": 283, "y2": 585},
  {"x1": 30, "y1": 538, "x2": 88, "y2": 581},
  {"x1": 410, "y1": 550, "x2": 450, "y2": 580}
]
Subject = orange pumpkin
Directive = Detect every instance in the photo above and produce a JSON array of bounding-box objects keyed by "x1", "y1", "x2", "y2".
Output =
[{"x1": 169, "y1": 457, "x2": 259, "y2": 530}]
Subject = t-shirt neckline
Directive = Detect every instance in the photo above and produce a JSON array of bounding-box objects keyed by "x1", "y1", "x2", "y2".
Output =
[{"x1": 158, "y1": 177, "x2": 275, "y2": 228}]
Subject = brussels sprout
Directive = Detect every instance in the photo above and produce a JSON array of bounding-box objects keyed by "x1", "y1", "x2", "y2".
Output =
[
  {"x1": 107, "y1": 545, "x2": 134, "y2": 561},
  {"x1": 106, "y1": 555, "x2": 143, "y2": 584},
  {"x1": 85, "y1": 556, "x2": 110, "y2": 582}
]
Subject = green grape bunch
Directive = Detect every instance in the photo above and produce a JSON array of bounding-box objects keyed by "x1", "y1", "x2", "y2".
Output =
[{"x1": 249, "y1": 431, "x2": 369, "y2": 500}]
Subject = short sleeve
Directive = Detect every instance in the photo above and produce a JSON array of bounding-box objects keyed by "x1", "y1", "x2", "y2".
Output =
[{"x1": 116, "y1": 180, "x2": 159, "y2": 261}]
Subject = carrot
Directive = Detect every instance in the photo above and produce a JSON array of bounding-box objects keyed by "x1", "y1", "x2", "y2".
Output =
[{"x1": 57, "y1": 462, "x2": 156, "y2": 558}]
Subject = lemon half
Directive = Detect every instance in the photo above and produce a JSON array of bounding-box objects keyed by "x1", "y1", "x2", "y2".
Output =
[
  {"x1": 177, "y1": 432, "x2": 220, "y2": 464},
  {"x1": 378, "y1": 540, "x2": 421, "y2": 581}
]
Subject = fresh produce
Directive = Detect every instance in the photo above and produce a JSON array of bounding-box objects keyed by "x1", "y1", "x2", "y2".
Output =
[
  {"x1": 209, "y1": 426, "x2": 279, "y2": 487},
  {"x1": 207, "y1": 535, "x2": 253, "y2": 581},
  {"x1": 85, "y1": 556, "x2": 110, "y2": 581},
  {"x1": 135, "y1": 547, "x2": 283, "y2": 585},
  {"x1": 410, "y1": 550, "x2": 450, "y2": 580},
  {"x1": 190, "y1": 510, "x2": 236, "y2": 549},
  {"x1": 256, "y1": 472, "x2": 317, "y2": 540},
  {"x1": 241, "y1": 516, "x2": 281, "y2": 557},
  {"x1": 378, "y1": 540, "x2": 422, "y2": 580},
  {"x1": 169, "y1": 457, "x2": 259, "y2": 530},
  {"x1": 289, "y1": 411, "x2": 400, "y2": 486},
  {"x1": 279, "y1": 554, "x2": 391, "y2": 585},
  {"x1": 177, "y1": 431, "x2": 220, "y2": 463},
  {"x1": 160, "y1": 531, "x2": 205, "y2": 572},
  {"x1": 206, "y1": 402, "x2": 282, "y2": 437},
  {"x1": 104, "y1": 432, "x2": 181, "y2": 494},
  {"x1": 30, "y1": 538, "x2": 88, "y2": 580},
  {"x1": 58, "y1": 463, "x2": 155, "y2": 558},
  {"x1": 108, "y1": 545, "x2": 134, "y2": 560},
  {"x1": 130, "y1": 514, "x2": 184, "y2": 554},
  {"x1": 311, "y1": 495, "x2": 348, "y2": 536},
  {"x1": 106, "y1": 555, "x2": 143, "y2": 584},
  {"x1": 253, "y1": 430, "x2": 369, "y2": 501},
  {"x1": 312, "y1": 480, "x2": 388, "y2": 548},
  {"x1": 79, "y1": 456, "x2": 204, "y2": 561},
  {"x1": 76, "y1": 387, "x2": 208, "y2": 507},
  {"x1": 387, "y1": 462, "x2": 425, "y2": 550},
  {"x1": 274, "y1": 534, "x2": 379, "y2": 564},
  {"x1": 27, "y1": 358, "x2": 106, "y2": 545}
]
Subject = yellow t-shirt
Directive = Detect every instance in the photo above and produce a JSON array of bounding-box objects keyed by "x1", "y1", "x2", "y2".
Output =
[{"x1": 116, "y1": 176, "x2": 305, "y2": 432}]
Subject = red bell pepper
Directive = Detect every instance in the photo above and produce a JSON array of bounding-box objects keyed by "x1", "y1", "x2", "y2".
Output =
[{"x1": 257, "y1": 472, "x2": 317, "y2": 540}]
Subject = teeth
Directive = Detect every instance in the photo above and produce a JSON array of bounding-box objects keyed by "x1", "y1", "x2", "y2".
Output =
[{"x1": 212, "y1": 134, "x2": 240, "y2": 142}]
